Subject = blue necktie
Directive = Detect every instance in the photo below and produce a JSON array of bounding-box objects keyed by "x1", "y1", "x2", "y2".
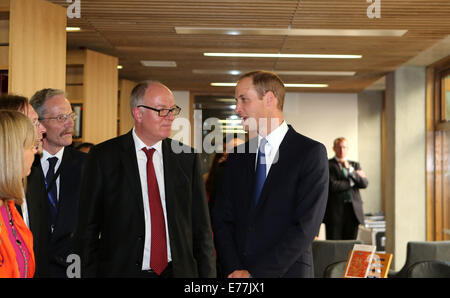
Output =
[
  {"x1": 46, "y1": 157, "x2": 58, "y2": 231},
  {"x1": 254, "y1": 138, "x2": 267, "y2": 206}
]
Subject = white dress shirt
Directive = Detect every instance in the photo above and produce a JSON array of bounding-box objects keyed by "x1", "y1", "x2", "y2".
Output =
[
  {"x1": 256, "y1": 120, "x2": 289, "y2": 175},
  {"x1": 20, "y1": 189, "x2": 29, "y2": 227},
  {"x1": 40, "y1": 147, "x2": 65, "y2": 201},
  {"x1": 132, "y1": 128, "x2": 172, "y2": 270}
]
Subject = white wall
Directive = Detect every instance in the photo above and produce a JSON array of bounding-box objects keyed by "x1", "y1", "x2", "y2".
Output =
[
  {"x1": 283, "y1": 92, "x2": 359, "y2": 161},
  {"x1": 358, "y1": 91, "x2": 383, "y2": 214}
]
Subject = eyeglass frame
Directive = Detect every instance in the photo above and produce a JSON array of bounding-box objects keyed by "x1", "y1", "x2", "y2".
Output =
[
  {"x1": 137, "y1": 105, "x2": 181, "y2": 117},
  {"x1": 38, "y1": 112, "x2": 78, "y2": 123}
]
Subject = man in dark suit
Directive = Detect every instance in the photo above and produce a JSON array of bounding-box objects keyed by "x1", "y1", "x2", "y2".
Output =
[
  {"x1": 74, "y1": 81, "x2": 216, "y2": 278},
  {"x1": 0, "y1": 94, "x2": 50, "y2": 277},
  {"x1": 212, "y1": 71, "x2": 329, "y2": 278},
  {"x1": 30, "y1": 89, "x2": 87, "y2": 277},
  {"x1": 324, "y1": 137, "x2": 368, "y2": 240}
]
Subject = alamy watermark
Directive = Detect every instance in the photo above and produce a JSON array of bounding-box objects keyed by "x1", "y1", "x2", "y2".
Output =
[
  {"x1": 366, "y1": 0, "x2": 381, "y2": 19},
  {"x1": 67, "y1": 0, "x2": 81, "y2": 19}
]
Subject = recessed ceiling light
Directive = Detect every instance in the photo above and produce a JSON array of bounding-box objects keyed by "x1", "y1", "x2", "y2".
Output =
[
  {"x1": 211, "y1": 82, "x2": 328, "y2": 88},
  {"x1": 66, "y1": 27, "x2": 81, "y2": 32},
  {"x1": 194, "y1": 69, "x2": 355, "y2": 76},
  {"x1": 176, "y1": 27, "x2": 407, "y2": 37},
  {"x1": 140, "y1": 60, "x2": 177, "y2": 67},
  {"x1": 285, "y1": 83, "x2": 328, "y2": 88},
  {"x1": 204, "y1": 53, "x2": 362, "y2": 59},
  {"x1": 276, "y1": 71, "x2": 355, "y2": 76}
]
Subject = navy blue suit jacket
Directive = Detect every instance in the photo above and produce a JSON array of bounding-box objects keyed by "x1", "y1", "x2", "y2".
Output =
[
  {"x1": 34, "y1": 147, "x2": 87, "y2": 277},
  {"x1": 212, "y1": 126, "x2": 329, "y2": 278}
]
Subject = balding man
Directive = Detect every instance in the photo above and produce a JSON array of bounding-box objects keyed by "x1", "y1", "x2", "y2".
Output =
[{"x1": 75, "y1": 81, "x2": 216, "y2": 278}]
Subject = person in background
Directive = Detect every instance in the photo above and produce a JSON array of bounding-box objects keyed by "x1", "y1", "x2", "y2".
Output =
[
  {"x1": 75, "y1": 81, "x2": 216, "y2": 278},
  {"x1": 324, "y1": 137, "x2": 368, "y2": 240},
  {"x1": 30, "y1": 88, "x2": 87, "y2": 278},
  {"x1": 0, "y1": 94, "x2": 50, "y2": 277},
  {"x1": 0, "y1": 110, "x2": 37, "y2": 278},
  {"x1": 212, "y1": 70, "x2": 329, "y2": 278}
]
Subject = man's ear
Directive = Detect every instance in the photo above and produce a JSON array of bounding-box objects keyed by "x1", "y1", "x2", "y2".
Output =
[
  {"x1": 264, "y1": 91, "x2": 278, "y2": 109},
  {"x1": 132, "y1": 107, "x2": 142, "y2": 122}
]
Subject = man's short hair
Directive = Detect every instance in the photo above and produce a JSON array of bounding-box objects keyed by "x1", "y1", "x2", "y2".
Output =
[
  {"x1": 129, "y1": 80, "x2": 162, "y2": 117},
  {"x1": 30, "y1": 88, "x2": 66, "y2": 118},
  {"x1": 238, "y1": 70, "x2": 286, "y2": 110},
  {"x1": 333, "y1": 137, "x2": 347, "y2": 147}
]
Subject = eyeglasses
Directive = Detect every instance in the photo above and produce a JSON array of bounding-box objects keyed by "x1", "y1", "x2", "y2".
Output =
[
  {"x1": 39, "y1": 112, "x2": 77, "y2": 123},
  {"x1": 137, "y1": 105, "x2": 181, "y2": 117}
]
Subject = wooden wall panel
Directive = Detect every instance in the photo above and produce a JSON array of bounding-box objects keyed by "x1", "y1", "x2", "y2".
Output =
[
  {"x1": 83, "y1": 49, "x2": 118, "y2": 144},
  {"x1": 118, "y1": 79, "x2": 136, "y2": 136},
  {"x1": 8, "y1": 0, "x2": 66, "y2": 97}
]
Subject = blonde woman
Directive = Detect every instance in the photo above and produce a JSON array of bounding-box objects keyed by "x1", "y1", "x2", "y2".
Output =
[{"x1": 0, "y1": 110, "x2": 37, "y2": 278}]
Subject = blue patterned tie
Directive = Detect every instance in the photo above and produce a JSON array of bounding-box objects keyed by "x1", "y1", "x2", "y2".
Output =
[
  {"x1": 46, "y1": 157, "x2": 58, "y2": 231},
  {"x1": 254, "y1": 138, "x2": 267, "y2": 206}
]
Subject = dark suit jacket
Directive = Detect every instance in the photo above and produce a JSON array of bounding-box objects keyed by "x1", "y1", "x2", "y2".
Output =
[
  {"x1": 74, "y1": 131, "x2": 216, "y2": 278},
  {"x1": 18, "y1": 165, "x2": 51, "y2": 278},
  {"x1": 324, "y1": 158, "x2": 368, "y2": 226},
  {"x1": 212, "y1": 126, "x2": 329, "y2": 278},
  {"x1": 34, "y1": 147, "x2": 87, "y2": 277}
]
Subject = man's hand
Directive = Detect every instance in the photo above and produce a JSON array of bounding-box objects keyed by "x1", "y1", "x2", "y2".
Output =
[
  {"x1": 356, "y1": 170, "x2": 366, "y2": 178},
  {"x1": 228, "y1": 270, "x2": 251, "y2": 278}
]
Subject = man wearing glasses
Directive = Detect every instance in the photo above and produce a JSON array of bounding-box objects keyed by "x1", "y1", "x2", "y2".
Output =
[
  {"x1": 75, "y1": 81, "x2": 216, "y2": 278},
  {"x1": 30, "y1": 89, "x2": 87, "y2": 278}
]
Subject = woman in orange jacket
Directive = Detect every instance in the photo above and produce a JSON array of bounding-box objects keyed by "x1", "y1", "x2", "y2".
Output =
[{"x1": 0, "y1": 110, "x2": 37, "y2": 278}]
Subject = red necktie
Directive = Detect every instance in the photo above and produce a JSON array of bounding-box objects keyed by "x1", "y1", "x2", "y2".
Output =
[{"x1": 142, "y1": 147, "x2": 168, "y2": 275}]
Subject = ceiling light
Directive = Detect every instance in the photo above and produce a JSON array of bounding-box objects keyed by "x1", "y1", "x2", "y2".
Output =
[
  {"x1": 222, "y1": 129, "x2": 247, "y2": 134},
  {"x1": 193, "y1": 69, "x2": 242, "y2": 75},
  {"x1": 140, "y1": 60, "x2": 177, "y2": 67},
  {"x1": 194, "y1": 69, "x2": 354, "y2": 76},
  {"x1": 211, "y1": 83, "x2": 328, "y2": 88},
  {"x1": 176, "y1": 27, "x2": 407, "y2": 37},
  {"x1": 204, "y1": 53, "x2": 362, "y2": 59},
  {"x1": 219, "y1": 119, "x2": 242, "y2": 124},
  {"x1": 285, "y1": 83, "x2": 328, "y2": 88},
  {"x1": 276, "y1": 71, "x2": 355, "y2": 76},
  {"x1": 117, "y1": 65, "x2": 123, "y2": 70},
  {"x1": 66, "y1": 27, "x2": 81, "y2": 32},
  {"x1": 221, "y1": 125, "x2": 244, "y2": 129},
  {"x1": 211, "y1": 83, "x2": 237, "y2": 87}
]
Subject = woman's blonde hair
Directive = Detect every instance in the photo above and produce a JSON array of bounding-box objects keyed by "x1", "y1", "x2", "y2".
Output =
[{"x1": 0, "y1": 110, "x2": 37, "y2": 204}]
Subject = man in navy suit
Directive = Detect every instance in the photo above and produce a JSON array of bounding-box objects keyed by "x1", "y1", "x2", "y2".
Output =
[
  {"x1": 30, "y1": 89, "x2": 87, "y2": 278},
  {"x1": 212, "y1": 71, "x2": 329, "y2": 278},
  {"x1": 324, "y1": 137, "x2": 368, "y2": 240}
]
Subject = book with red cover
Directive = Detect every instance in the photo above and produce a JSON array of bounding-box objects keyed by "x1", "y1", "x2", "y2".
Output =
[{"x1": 343, "y1": 244, "x2": 376, "y2": 278}]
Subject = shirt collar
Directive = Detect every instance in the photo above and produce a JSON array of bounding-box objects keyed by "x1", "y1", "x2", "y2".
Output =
[
  {"x1": 42, "y1": 147, "x2": 65, "y2": 162},
  {"x1": 258, "y1": 120, "x2": 288, "y2": 150},
  {"x1": 132, "y1": 127, "x2": 162, "y2": 154}
]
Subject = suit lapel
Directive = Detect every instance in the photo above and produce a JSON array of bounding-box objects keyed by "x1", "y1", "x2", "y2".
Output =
[
  {"x1": 161, "y1": 139, "x2": 183, "y2": 229},
  {"x1": 254, "y1": 127, "x2": 293, "y2": 209},
  {"x1": 119, "y1": 132, "x2": 145, "y2": 215}
]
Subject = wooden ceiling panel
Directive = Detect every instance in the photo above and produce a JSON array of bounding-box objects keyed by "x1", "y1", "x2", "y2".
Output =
[{"x1": 48, "y1": 0, "x2": 450, "y2": 93}]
